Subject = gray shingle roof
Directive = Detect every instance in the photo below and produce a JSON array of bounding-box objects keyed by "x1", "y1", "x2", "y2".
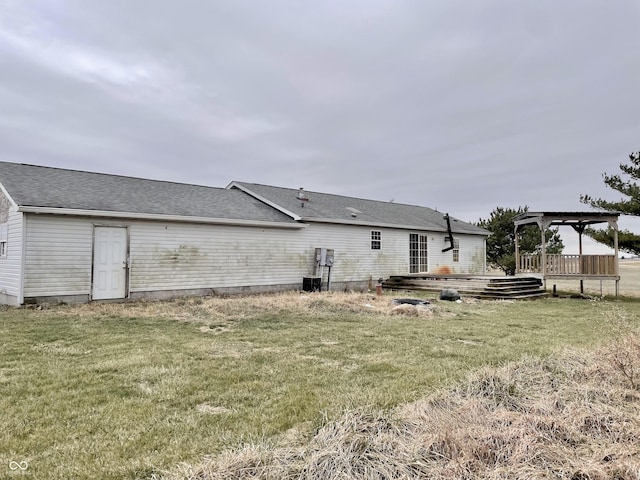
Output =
[
  {"x1": 0, "y1": 162, "x2": 296, "y2": 224},
  {"x1": 0, "y1": 162, "x2": 489, "y2": 235},
  {"x1": 230, "y1": 182, "x2": 489, "y2": 235}
]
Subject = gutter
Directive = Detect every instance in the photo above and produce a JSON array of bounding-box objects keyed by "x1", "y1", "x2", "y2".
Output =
[
  {"x1": 300, "y1": 216, "x2": 486, "y2": 235},
  {"x1": 17, "y1": 206, "x2": 307, "y2": 229}
]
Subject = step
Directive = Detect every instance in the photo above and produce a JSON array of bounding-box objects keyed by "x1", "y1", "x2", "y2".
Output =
[
  {"x1": 485, "y1": 284, "x2": 544, "y2": 292},
  {"x1": 382, "y1": 275, "x2": 548, "y2": 300}
]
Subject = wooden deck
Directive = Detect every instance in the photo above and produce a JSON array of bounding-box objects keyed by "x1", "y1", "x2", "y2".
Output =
[{"x1": 383, "y1": 274, "x2": 547, "y2": 300}]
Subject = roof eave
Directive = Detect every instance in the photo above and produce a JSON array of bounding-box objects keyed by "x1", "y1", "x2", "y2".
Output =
[
  {"x1": 301, "y1": 217, "x2": 488, "y2": 235},
  {"x1": 0, "y1": 183, "x2": 18, "y2": 209},
  {"x1": 17, "y1": 206, "x2": 307, "y2": 229},
  {"x1": 513, "y1": 211, "x2": 621, "y2": 227}
]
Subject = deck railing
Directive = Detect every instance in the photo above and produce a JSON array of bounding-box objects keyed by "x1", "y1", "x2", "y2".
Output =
[{"x1": 518, "y1": 254, "x2": 618, "y2": 276}]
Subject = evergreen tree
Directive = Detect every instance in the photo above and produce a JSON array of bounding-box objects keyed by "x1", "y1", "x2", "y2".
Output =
[
  {"x1": 580, "y1": 152, "x2": 640, "y2": 255},
  {"x1": 478, "y1": 206, "x2": 564, "y2": 275}
]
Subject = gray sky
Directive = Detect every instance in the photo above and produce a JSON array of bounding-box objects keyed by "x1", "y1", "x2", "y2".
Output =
[{"x1": 1, "y1": 1, "x2": 639, "y2": 253}]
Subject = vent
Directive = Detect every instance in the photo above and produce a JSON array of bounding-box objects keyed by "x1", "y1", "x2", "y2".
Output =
[
  {"x1": 346, "y1": 207, "x2": 361, "y2": 218},
  {"x1": 297, "y1": 188, "x2": 309, "y2": 207}
]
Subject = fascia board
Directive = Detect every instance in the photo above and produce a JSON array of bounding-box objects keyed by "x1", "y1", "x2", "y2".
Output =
[
  {"x1": 514, "y1": 211, "x2": 620, "y2": 224},
  {"x1": 302, "y1": 217, "x2": 487, "y2": 235},
  {"x1": 17, "y1": 206, "x2": 307, "y2": 229},
  {"x1": 0, "y1": 183, "x2": 18, "y2": 209}
]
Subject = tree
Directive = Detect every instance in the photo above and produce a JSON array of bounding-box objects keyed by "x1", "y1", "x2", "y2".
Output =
[
  {"x1": 477, "y1": 206, "x2": 564, "y2": 275},
  {"x1": 580, "y1": 151, "x2": 640, "y2": 255}
]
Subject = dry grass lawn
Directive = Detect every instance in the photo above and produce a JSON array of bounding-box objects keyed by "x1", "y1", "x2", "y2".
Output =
[
  {"x1": 172, "y1": 339, "x2": 640, "y2": 479},
  {"x1": 2, "y1": 268, "x2": 640, "y2": 479},
  {"x1": 157, "y1": 271, "x2": 640, "y2": 480}
]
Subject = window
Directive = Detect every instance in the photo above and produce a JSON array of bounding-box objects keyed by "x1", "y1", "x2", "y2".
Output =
[
  {"x1": 0, "y1": 223, "x2": 7, "y2": 257},
  {"x1": 445, "y1": 236, "x2": 460, "y2": 263},
  {"x1": 453, "y1": 239, "x2": 460, "y2": 262},
  {"x1": 371, "y1": 230, "x2": 381, "y2": 250}
]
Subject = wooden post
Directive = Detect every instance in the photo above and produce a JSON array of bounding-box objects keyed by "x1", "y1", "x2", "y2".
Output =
[
  {"x1": 612, "y1": 220, "x2": 619, "y2": 297},
  {"x1": 514, "y1": 225, "x2": 520, "y2": 275},
  {"x1": 539, "y1": 220, "x2": 547, "y2": 290},
  {"x1": 578, "y1": 225, "x2": 584, "y2": 294}
]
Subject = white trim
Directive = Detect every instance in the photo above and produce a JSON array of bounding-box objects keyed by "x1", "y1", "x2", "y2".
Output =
[
  {"x1": 370, "y1": 229, "x2": 381, "y2": 250},
  {"x1": 226, "y1": 182, "x2": 303, "y2": 221},
  {"x1": 0, "y1": 183, "x2": 18, "y2": 209},
  {"x1": 301, "y1": 216, "x2": 487, "y2": 235},
  {"x1": 16, "y1": 206, "x2": 307, "y2": 229}
]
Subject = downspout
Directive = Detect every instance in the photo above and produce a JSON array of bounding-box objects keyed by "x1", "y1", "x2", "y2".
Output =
[
  {"x1": 18, "y1": 212, "x2": 26, "y2": 305},
  {"x1": 483, "y1": 236, "x2": 487, "y2": 274}
]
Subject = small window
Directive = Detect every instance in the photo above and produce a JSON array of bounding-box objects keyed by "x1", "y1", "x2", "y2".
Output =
[
  {"x1": 453, "y1": 239, "x2": 460, "y2": 262},
  {"x1": 371, "y1": 230, "x2": 381, "y2": 250},
  {"x1": 0, "y1": 223, "x2": 7, "y2": 257}
]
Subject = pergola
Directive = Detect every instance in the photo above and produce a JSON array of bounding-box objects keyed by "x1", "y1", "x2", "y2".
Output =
[{"x1": 513, "y1": 211, "x2": 620, "y2": 296}]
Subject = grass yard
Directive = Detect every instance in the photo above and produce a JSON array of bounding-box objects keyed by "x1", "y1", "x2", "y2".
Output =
[{"x1": 1, "y1": 289, "x2": 639, "y2": 479}]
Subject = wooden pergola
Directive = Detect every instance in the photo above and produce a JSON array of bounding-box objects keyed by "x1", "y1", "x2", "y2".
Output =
[{"x1": 513, "y1": 211, "x2": 620, "y2": 296}]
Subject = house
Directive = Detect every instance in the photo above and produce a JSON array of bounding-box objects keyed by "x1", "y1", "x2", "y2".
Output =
[{"x1": 0, "y1": 162, "x2": 489, "y2": 305}]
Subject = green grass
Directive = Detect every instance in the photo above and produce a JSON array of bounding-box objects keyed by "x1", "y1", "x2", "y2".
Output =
[{"x1": 1, "y1": 293, "x2": 639, "y2": 479}]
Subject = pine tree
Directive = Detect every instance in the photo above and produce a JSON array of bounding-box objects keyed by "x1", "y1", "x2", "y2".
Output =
[
  {"x1": 478, "y1": 206, "x2": 563, "y2": 275},
  {"x1": 580, "y1": 152, "x2": 640, "y2": 255}
]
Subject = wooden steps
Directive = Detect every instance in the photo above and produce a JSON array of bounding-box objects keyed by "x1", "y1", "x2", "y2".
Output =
[{"x1": 383, "y1": 275, "x2": 547, "y2": 300}]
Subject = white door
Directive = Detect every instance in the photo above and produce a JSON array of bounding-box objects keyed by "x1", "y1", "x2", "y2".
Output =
[
  {"x1": 92, "y1": 227, "x2": 128, "y2": 300},
  {"x1": 409, "y1": 233, "x2": 428, "y2": 273}
]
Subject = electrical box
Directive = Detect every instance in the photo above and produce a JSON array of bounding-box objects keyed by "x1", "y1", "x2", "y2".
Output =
[
  {"x1": 325, "y1": 249, "x2": 334, "y2": 266},
  {"x1": 315, "y1": 248, "x2": 335, "y2": 266}
]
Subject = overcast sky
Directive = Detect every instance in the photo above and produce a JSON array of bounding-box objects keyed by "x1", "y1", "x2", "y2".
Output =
[{"x1": 1, "y1": 1, "x2": 639, "y2": 253}]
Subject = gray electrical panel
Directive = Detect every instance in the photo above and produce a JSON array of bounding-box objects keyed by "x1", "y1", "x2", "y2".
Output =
[{"x1": 315, "y1": 248, "x2": 335, "y2": 266}]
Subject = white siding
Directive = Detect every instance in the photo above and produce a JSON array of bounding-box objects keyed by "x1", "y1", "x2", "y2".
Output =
[
  {"x1": 129, "y1": 221, "x2": 310, "y2": 291},
  {"x1": 428, "y1": 232, "x2": 486, "y2": 274},
  {"x1": 23, "y1": 215, "x2": 93, "y2": 297},
  {"x1": 129, "y1": 222, "x2": 411, "y2": 292},
  {"x1": 0, "y1": 209, "x2": 24, "y2": 303},
  {"x1": 18, "y1": 214, "x2": 486, "y2": 300},
  {"x1": 459, "y1": 234, "x2": 486, "y2": 274},
  {"x1": 299, "y1": 224, "x2": 409, "y2": 282}
]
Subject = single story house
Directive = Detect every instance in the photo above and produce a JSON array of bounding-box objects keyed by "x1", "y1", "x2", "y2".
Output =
[{"x1": 0, "y1": 162, "x2": 489, "y2": 305}]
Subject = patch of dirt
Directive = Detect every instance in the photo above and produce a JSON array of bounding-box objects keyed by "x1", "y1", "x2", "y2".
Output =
[
  {"x1": 196, "y1": 404, "x2": 234, "y2": 415},
  {"x1": 390, "y1": 304, "x2": 433, "y2": 317}
]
